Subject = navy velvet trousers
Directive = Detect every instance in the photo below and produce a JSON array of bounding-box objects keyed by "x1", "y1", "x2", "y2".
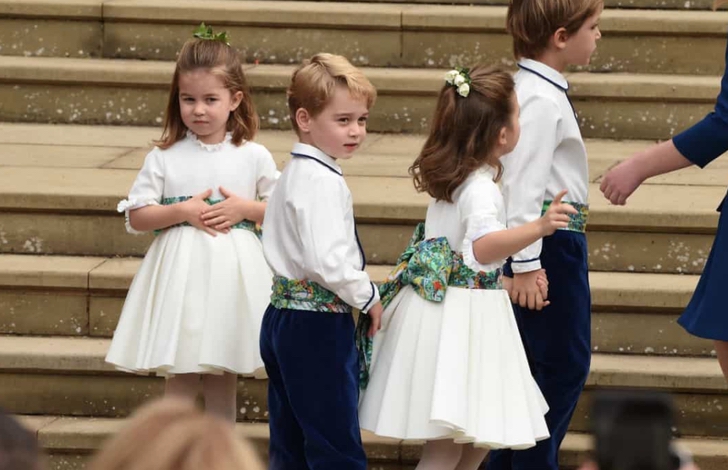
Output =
[
  {"x1": 260, "y1": 304, "x2": 367, "y2": 470},
  {"x1": 487, "y1": 230, "x2": 591, "y2": 470}
]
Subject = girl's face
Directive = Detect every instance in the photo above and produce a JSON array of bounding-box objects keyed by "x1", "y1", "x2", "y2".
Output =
[
  {"x1": 178, "y1": 69, "x2": 243, "y2": 145},
  {"x1": 498, "y1": 93, "x2": 521, "y2": 158}
]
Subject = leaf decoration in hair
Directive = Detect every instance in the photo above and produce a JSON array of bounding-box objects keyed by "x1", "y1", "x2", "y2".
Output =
[
  {"x1": 444, "y1": 67, "x2": 471, "y2": 98},
  {"x1": 193, "y1": 22, "x2": 230, "y2": 46}
]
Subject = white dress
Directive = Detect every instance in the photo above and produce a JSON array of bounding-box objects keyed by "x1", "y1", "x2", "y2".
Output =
[
  {"x1": 358, "y1": 167, "x2": 550, "y2": 449},
  {"x1": 106, "y1": 133, "x2": 278, "y2": 377}
]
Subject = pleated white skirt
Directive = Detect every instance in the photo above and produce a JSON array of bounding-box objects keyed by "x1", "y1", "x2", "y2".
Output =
[
  {"x1": 358, "y1": 286, "x2": 549, "y2": 449},
  {"x1": 106, "y1": 226, "x2": 271, "y2": 377}
]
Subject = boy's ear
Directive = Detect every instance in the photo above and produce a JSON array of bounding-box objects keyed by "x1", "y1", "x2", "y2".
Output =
[
  {"x1": 552, "y1": 27, "x2": 569, "y2": 50},
  {"x1": 295, "y1": 108, "x2": 312, "y2": 133}
]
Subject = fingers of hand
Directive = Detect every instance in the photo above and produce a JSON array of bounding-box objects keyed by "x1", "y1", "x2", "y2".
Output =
[{"x1": 553, "y1": 189, "x2": 568, "y2": 204}]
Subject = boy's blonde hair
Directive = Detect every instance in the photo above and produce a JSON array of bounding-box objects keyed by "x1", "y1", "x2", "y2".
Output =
[
  {"x1": 87, "y1": 398, "x2": 264, "y2": 470},
  {"x1": 287, "y1": 53, "x2": 377, "y2": 134},
  {"x1": 506, "y1": 0, "x2": 603, "y2": 59}
]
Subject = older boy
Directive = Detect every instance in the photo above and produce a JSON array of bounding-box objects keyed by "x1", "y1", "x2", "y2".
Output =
[
  {"x1": 260, "y1": 53, "x2": 384, "y2": 470},
  {"x1": 487, "y1": 1, "x2": 603, "y2": 469}
]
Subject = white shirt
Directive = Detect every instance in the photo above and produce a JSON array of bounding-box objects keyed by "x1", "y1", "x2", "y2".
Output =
[
  {"x1": 262, "y1": 143, "x2": 379, "y2": 312},
  {"x1": 501, "y1": 58, "x2": 589, "y2": 273},
  {"x1": 426, "y1": 166, "x2": 507, "y2": 274}
]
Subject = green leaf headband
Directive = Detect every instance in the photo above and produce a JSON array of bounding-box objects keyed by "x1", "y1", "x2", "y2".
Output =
[
  {"x1": 444, "y1": 67, "x2": 471, "y2": 98},
  {"x1": 193, "y1": 22, "x2": 230, "y2": 46}
]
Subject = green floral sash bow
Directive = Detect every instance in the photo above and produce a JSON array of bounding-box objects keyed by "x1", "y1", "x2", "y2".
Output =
[
  {"x1": 155, "y1": 196, "x2": 262, "y2": 238},
  {"x1": 356, "y1": 223, "x2": 501, "y2": 389},
  {"x1": 541, "y1": 200, "x2": 589, "y2": 233},
  {"x1": 270, "y1": 275, "x2": 351, "y2": 313}
]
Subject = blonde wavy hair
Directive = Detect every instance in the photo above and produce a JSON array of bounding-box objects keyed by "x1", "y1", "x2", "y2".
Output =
[{"x1": 87, "y1": 398, "x2": 264, "y2": 470}]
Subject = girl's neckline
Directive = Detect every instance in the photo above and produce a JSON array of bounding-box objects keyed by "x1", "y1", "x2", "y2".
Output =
[{"x1": 186, "y1": 130, "x2": 233, "y2": 152}]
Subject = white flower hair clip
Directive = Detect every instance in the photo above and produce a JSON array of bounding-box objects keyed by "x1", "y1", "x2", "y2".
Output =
[{"x1": 444, "y1": 67, "x2": 471, "y2": 98}]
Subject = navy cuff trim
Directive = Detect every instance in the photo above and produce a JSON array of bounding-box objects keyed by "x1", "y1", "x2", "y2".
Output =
[
  {"x1": 512, "y1": 257, "x2": 540, "y2": 263},
  {"x1": 361, "y1": 282, "x2": 376, "y2": 312}
]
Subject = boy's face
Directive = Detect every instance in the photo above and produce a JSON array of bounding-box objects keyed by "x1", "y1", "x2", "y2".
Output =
[
  {"x1": 301, "y1": 85, "x2": 369, "y2": 160},
  {"x1": 563, "y1": 9, "x2": 602, "y2": 66}
]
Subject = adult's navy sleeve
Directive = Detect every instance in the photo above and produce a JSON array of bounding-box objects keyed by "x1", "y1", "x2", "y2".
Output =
[{"x1": 672, "y1": 37, "x2": 728, "y2": 168}]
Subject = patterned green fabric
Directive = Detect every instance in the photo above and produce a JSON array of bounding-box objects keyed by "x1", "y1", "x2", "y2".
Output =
[
  {"x1": 541, "y1": 199, "x2": 589, "y2": 233},
  {"x1": 154, "y1": 196, "x2": 262, "y2": 238},
  {"x1": 356, "y1": 222, "x2": 503, "y2": 389},
  {"x1": 270, "y1": 275, "x2": 351, "y2": 313}
]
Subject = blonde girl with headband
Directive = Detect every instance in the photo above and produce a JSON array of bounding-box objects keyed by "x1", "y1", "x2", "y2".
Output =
[
  {"x1": 106, "y1": 24, "x2": 278, "y2": 423},
  {"x1": 358, "y1": 65, "x2": 576, "y2": 470}
]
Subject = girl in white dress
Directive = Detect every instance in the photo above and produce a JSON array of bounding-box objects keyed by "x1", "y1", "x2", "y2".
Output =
[
  {"x1": 106, "y1": 27, "x2": 278, "y2": 423},
  {"x1": 357, "y1": 65, "x2": 577, "y2": 469}
]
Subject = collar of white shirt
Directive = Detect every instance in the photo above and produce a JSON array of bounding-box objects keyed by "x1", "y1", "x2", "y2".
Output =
[
  {"x1": 517, "y1": 58, "x2": 569, "y2": 92},
  {"x1": 291, "y1": 142, "x2": 343, "y2": 176}
]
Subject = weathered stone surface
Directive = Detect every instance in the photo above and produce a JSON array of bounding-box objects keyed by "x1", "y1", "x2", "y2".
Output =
[
  {"x1": 0, "y1": 0, "x2": 102, "y2": 19},
  {"x1": 587, "y1": 231, "x2": 714, "y2": 274},
  {"x1": 0, "y1": 291, "x2": 88, "y2": 335},
  {"x1": 0, "y1": 144, "x2": 130, "y2": 168},
  {"x1": 104, "y1": 22, "x2": 401, "y2": 66},
  {"x1": 574, "y1": 390, "x2": 728, "y2": 437},
  {"x1": 0, "y1": 18, "x2": 101, "y2": 59},
  {"x1": 0, "y1": 212, "x2": 150, "y2": 256},
  {"x1": 0, "y1": 57, "x2": 723, "y2": 139},
  {"x1": 592, "y1": 312, "x2": 714, "y2": 356}
]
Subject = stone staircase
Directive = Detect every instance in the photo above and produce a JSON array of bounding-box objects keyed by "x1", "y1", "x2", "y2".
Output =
[{"x1": 1, "y1": 0, "x2": 728, "y2": 468}]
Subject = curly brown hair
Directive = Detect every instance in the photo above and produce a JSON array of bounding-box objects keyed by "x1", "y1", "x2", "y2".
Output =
[
  {"x1": 410, "y1": 66, "x2": 515, "y2": 203},
  {"x1": 156, "y1": 38, "x2": 258, "y2": 149}
]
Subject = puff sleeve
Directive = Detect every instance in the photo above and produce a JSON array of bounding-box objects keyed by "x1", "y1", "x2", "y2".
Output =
[{"x1": 117, "y1": 148, "x2": 164, "y2": 234}]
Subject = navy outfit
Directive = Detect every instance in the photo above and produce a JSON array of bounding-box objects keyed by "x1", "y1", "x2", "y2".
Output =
[
  {"x1": 260, "y1": 144, "x2": 379, "y2": 470},
  {"x1": 676, "y1": 35, "x2": 728, "y2": 340}
]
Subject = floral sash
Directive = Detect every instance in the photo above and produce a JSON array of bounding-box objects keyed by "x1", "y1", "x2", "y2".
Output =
[
  {"x1": 269, "y1": 275, "x2": 351, "y2": 313},
  {"x1": 356, "y1": 223, "x2": 501, "y2": 389},
  {"x1": 155, "y1": 196, "x2": 262, "y2": 238},
  {"x1": 541, "y1": 199, "x2": 589, "y2": 233}
]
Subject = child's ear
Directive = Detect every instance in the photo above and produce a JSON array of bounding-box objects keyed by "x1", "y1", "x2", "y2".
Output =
[
  {"x1": 229, "y1": 91, "x2": 244, "y2": 111},
  {"x1": 498, "y1": 126, "x2": 508, "y2": 147},
  {"x1": 295, "y1": 108, "x2": 312, "y2": 133},
  {"x1": 552, "y1": 27, "x2": 569, "y2": 50}
]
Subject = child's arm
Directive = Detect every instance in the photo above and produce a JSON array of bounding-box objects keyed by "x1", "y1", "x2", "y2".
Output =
[
  {"x1": 200, "y1": 146, "x2": 279, "y2": 230},
  {"x1": 299, "y1": 177, "x2": 380, "y2": 316},
  {"x1": 501, "y1": 95, "x2": 561, "y2": 310},
  {"x1": 600, "y1": 140, "x2": 693, "y2": 206},
  {"x1": 129, "y1": 189, "x2": 219, "y2": 236},
  {"x1": 200, "y1": 187, "x2": 266, "y2": 231},
  {"x1": 472, "y1": 190, "x2": 576, "y2": 264}
]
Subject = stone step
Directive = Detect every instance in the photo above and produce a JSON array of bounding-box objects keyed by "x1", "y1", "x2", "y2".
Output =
[
  {"x1": 236, "y1": 0, "x2": 720, "y2": 9},
  {"x1": 0, "y1": 123, "x2": 724, "y2": 273},
  {"x1": 17, "y1": 414, "x2": 728, "y2": 470},
  {"x1": 0, "y1": 254, "x2": 714, "y2": 357},
  {"x1": 0, "y1": 55, "x2": 723, "y2": 140},
  {"x1": 2, "y1": 1, "x2": 727, "y2": 75},
  {"x1": 1, "y1": 335, "x2": 726, "y2": 438}
]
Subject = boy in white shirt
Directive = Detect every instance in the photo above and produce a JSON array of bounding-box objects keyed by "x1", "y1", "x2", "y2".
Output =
[
  {"x1": 261, "y1": 53, "x2": 384, "y2": 470},
  {"x1": 486, "y1": 1, "x2": 603, "y2": 469}
]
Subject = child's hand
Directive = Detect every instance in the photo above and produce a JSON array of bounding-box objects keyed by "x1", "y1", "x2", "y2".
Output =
[
  {"x1": 180, "y1": 189, "x2": 218, "y2": 237},
  {"x1": 367, "y1": 302, "x2": 383, "y2": 338},
  {"x1": 539, "y1": 189, "x2": 577, "y2": 236},
  {"x1": 200, "y1": 186, "x2": 251, "y2": 233},
  {"x1": 600, "y1": 157, "x2": 645, "y2": 206},
  {"x1": 502, "y1": 275, "x2": 513, "y2": 295},
  {"x1": 511, "y1": 270, "x2": 550, "y2": 311},
  {"x1": 536, "y1": 269, "x2": 549, "y2": 302}
]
